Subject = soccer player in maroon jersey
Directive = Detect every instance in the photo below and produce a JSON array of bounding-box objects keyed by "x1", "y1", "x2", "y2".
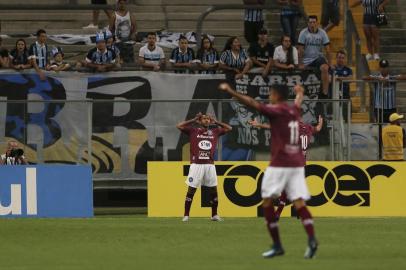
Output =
[
  {"x1": 249, "y1": 116, "x2": 324, "y2": 218},
  {"x1": 219, "y1": 82, "x2": 318, "y2": 259},
  {"x1": 177, "y1": 113, "x2": 232, "y2": 222}
]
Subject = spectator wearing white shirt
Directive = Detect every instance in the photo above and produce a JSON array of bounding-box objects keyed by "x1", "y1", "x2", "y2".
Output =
[
  {"x1": 273, "y1": 35, "x2": 298, "y2": 70},
  {"x1": 138, "y1": 32, "x2": 165, "y2": 71}
]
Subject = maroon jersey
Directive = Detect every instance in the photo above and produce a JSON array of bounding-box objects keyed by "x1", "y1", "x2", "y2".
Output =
[
  {"x1": 182, "y1": 126, "x2": 227, "y2": 164},
  {"x1": 299, "y1": 122, "x2": 316, "y2": 158},
  {"x1": 259, "y1": 103, "x2": 305, "y2": 167}
]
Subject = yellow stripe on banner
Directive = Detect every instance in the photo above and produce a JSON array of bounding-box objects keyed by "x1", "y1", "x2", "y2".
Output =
[{"x1": 148, "y1": 161, "x2": 406, "y2": 217}]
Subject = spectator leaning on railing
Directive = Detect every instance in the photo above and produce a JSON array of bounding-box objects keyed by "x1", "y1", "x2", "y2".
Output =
[
  {"x1": 0, "y1": 36, "x2": 10, "y2": 68},
  {"x1": 196, "y1": 35, "x2": 219, "y2": 75},
  {"x1": 29, "y1": 29, "x2": 51, "y2": 81},
  {"x1": 0, "y1": 140, "x2": 28, "y2": 165},
  {"x1": 47, "y1": 47, "x2": 71, "y2": 72},
  {"x1": 84, "y1": 32, "x2": 117, "y2": 72},
  {"x1": 219, "y1": 36, "x2": 252, "y2": 80},
  {"x1": 109, "y1": 0, "x2": 137, "y2": 63},
  {"x1": 170, "y1": 36, "x2": 196, "y2": 74},
  {"x1": 277, "y1": 0, "x2": 302, "y2": 45},
  {"x1": 9, "y1": 39, "x2": 32, "y2": 71},
  {"x1": 297, "y1": 15, "x2": 331, "y2": 97},
  {"x1": 248, "y1": 28, "x2": 274, "y2": 77},
  {"x1": 273, "y1": 35, "x2": 298, "y2": 70},
  {"x1": 138, "y1": 32, "x2": 165, "y2": 72},
  {"x1": 243, "y1": 0, "x2": 265, "y2": 44},
  {"x1": 381, "y1": 113, "x2": 406, "y2": 161},
  {"x1": 363, "y1": 59, "x2": 406, "y2": 123}
]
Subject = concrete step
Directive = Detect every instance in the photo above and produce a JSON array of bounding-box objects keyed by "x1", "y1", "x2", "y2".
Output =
[{"x1": 0, "y1": 12, "x2": 165, "y2": 21}]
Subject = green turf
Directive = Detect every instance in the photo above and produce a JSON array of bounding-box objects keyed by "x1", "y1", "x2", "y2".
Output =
[{"x1": 1, "y1": 217, "x2": 405, "y2": 270}]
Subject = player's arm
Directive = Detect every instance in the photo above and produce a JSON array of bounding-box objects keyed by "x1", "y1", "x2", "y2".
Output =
[
  {"x1": 294, "y1": 84, "x2": 304, "y2": 108},
  {"x1": 315, "y1": 115, "x2": 324, "y2": 132},
  {"x1": 176, "y1": 113, "x2": 202, "y2": 131},
  {"x1": 218, "y1": 83, "x2": 262, "y2": 111},
  {"x1": 248, "y1": 119, "x2": 271, "y2": 129},
  {"x1": 209, "y1": 115, "x2": 232, "y2": 132}
]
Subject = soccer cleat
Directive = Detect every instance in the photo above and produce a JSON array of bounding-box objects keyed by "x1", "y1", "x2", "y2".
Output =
[
  {"x1": 211, "y1": 215, "x2": 223, "y2": 222},
  {"x1": 182, "y1": 216, "x2": 189, "y2": 222},
  {"x1": 262, "y1": 245, "x2": 285, "y2": 258},
  {"x1": 365, "y1": 53, "x2": 373, "y2": 61},
  {"x1": 304, "y1": 238, "x2": 318, "y2": 259}
]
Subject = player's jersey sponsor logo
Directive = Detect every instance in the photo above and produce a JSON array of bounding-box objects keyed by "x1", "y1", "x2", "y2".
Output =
[
  {"x1": 197, "y1": 134, "x2": 214, "y2": 139},
  {"x1": 198, "y1": 151, "x2": 210, "y2": 159},
  {"x1": 198, "y1": 140, "x2": 212, "y2": 150}
]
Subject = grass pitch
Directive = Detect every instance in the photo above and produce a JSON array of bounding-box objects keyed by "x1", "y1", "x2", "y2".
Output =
[{"x1": 0, "y1": 216, "x2": 405, "y2": 270}]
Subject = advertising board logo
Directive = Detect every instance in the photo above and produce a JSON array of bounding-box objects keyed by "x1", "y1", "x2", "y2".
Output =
[
  {"x1": 183, "y1": 164, "x2": 396, "y2": 216},
  {"x1": 0, "y1": 168, "x2": 38, "y2": 216}
]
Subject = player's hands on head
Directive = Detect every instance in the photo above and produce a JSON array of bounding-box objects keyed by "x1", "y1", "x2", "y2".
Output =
[
  {"x1": 248, "y1": 119, "x2": 260, "y2": 128},
  {"x1": 294, "y1": 84, "x2": 304, "y2": 95},
  {"x1": 218, "y1": 83, "x2": 231, "y2": 92},
  {"x1": 194, "y1": 112, "x2": 203, "y2": 122},
  {"x1": 208, "y1": 113, "x2": 217, "y2": 124}
]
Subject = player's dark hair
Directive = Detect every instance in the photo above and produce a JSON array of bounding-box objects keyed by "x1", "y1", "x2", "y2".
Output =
[
  {"x1": 271, "y1": 84, "x2": 289, "y2": 101},
  {"x1": 147, "y1": 32, "x2": 156, "y2": 37},
  {"x1": 308, "y1": 15, "x2": 318, "y2": 21},
  {"x1": 281, "y1": 35, "x2": 294, "y2": 65},
  {"x1": 36, "y1": 29, "x2": 46, "y2": 37}
]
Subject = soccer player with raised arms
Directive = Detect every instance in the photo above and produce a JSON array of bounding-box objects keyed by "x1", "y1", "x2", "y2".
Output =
[
  {"x1": 177, "y1": 113, "x2": 232, "y2": 222},
  {"x1": 219, "y1": 82, "x2": 318, "y2": 259}
]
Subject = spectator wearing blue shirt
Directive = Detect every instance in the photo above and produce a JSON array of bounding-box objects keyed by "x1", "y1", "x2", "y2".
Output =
[
  {"x1": 332, "y1": 50, "x2": 353, "y2": 99},
  {"x1": 85, "y1": 32, "x2": 117, "y2": 72},
  {"x1": 243, "y1": 0, "x2": 265, "y2": 44},
  {"x1": 170, "y1": 36, "x2": 196, "y2": 74},
  {"x1": 196, "y1": 35, "x2": 219, "y2": 74},
  {"x1": 219, "y1": 36, "x2": 252, "y2": 80},
  {"x1": 28, "y1": 29, "x2": 51, "y2": 80}
]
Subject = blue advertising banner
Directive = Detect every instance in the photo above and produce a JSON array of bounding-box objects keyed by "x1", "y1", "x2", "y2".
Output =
[{"x1": 0, "y1": 165, "x2": 93, "y2": 218}]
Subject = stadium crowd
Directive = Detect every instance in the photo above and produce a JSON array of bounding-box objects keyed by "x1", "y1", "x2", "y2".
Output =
[{"x1": 0, "y1": 0, "x2": 403, "y2": 123}]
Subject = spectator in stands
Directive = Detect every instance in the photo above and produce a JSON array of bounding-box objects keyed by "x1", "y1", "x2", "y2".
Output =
[
  {"x1": 9, "y1": 39, "x2": 32, "y2": 70},
  {"x1": 29, "y1": 29, "x2": 51, "y2": 80},
  {"x1": 243, "y1": 0, "x2": 265, "y2": 44},
  {"x1": 350, "y1": 0, "x2": 390, "y2": 61},
  {"x1": 248, "y1": 28, "x2": 274, "y2": 77},
  {"x1": 273, "y1": 35, "x2": 298, "y2": 70},
  {"x1": 196, "y1": 35, "x2": 219, "y2": 74},
  {"x1": 85, "y1": 32, "x2": 117, "y2": 72},
  {"x1": 277, "y1": 0, "x2": 302, "y2": 44},
  {"x1": 109, "y1": 0, "x2": 137, "y2": 63},
  {"x1": 83, "y1": 0, "x2": 112, "y2": 29},
  {"x1": 104, "y1": 29, "x2": 121, "y2": 68},
  {"x1": 0, "y1": 37, "x2": 10, "y2": 68},
  {"x1": 321, "y1": 0, "x2": 340, "y2": 32},
  {"x1": 219, "y1": 37, "x2": 252, "y2": 80},
  {"x1": 170, "y1": 35, "x2": 196, "y2": 74},
  {"x1": 382, "y1": 113, "x2": 405, "y2": 161},
  {"x1": 297, "y1": 15, "x2": 331, "y2": 97},
  {"x1": 47, "y1": 47, "x2": 70, "y2": 72},
  {"x1": 139, "y1": 32, "x2": 165, "y2": 71},
  {"x1": 0, "y1": 140, "x2": 28, "y2": 165},
  {"x1": 364, "y1": 59, "x2": 406, "y2": 123},
  {"x1": 332, "y1": 50, "x2": 353, "y2": 98}
]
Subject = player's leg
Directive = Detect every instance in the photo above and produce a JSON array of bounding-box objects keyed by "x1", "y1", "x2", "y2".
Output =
[
  {"x1": 183, "y1": 164, "x2": 204, "y2": 221},
  {"x1": 285, "y1": 167, "x2": 318, "y2": 258},
  {"x1": 275, "y1": 191, "x2": 287, "y2": 220},
  {"x1": 293, "y1": 199, "x2": 318, "y2": 259},
  {"x1": 183, "y1": 186, "x2": 197, "y2": 221},
  {"x1": 261, "y1": 167, "x2": 287, "y2": 258},
  {"x1": 208, "y1": 186, "x2": 221, "y2": 221},
  {"x1": 204, "y1": 164, "x2": 221, "y2": 221}
]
